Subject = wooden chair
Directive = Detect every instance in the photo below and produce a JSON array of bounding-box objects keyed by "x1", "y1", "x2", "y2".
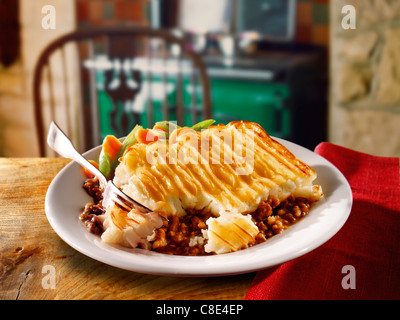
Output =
[{"x1": 33, "y1": 26, "x2": 212, "y2": 157}]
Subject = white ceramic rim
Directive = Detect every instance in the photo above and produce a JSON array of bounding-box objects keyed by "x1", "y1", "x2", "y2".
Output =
[{"x1": 45, "y1": 138, "x2": 353, "y2": 277}]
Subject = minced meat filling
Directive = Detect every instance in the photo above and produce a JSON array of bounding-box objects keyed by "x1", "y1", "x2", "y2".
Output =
[
  {"x1": 80, "y1": 178, "x2": 312, "y2": 256},
  {"x1": 80, "y1": 178, "x2": 104, "y2": 235}
]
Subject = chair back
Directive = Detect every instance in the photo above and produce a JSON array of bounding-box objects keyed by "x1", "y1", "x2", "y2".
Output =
[{"x1": 33, "y1": 26, "x2": 212, "y2": 156}]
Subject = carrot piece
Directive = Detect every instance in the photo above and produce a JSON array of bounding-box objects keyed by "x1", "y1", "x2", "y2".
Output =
[
  {"x1": 102, "y1": 135, "x2": 122, "y2": 163},
  {"x1": 153, "y1": 125, "x2": 168, "y2": 133},
  {"x1": 169, "y1": 127, "x2": 193, "y2": 144},
  {"x1": 135, "y1": 128, "x2": 159, "y2": 144},
  {"x1": 81, "y1": 160, "x2": 99, "y2": 178}
]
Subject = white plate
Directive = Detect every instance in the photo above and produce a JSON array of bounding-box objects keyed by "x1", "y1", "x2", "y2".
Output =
[{"x1": 45, "y1": 138, "x2": 352, "y2": 277}]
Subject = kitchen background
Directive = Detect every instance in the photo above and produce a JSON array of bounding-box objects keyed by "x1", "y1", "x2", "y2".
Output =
[{"x1": 0, "y1": 0, "x2": 399, "y2": 158}]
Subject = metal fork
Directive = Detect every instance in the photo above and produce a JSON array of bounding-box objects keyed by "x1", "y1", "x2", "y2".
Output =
[{"x1": 47, "y1": 121, "x2": 151, "y2": 213}]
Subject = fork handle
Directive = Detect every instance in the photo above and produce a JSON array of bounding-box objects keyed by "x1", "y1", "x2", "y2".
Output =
[{"x1": 47, "y1": 122, "x2": 107, "y2": 186}]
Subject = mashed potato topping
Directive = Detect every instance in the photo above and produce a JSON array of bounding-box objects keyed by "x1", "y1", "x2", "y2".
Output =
[
  {"x1": 113, "y1": 121, "x2": 322, "y2": 217},
  {"x1": 203, "y1": 211, "x2": 259, "y2": 254}
]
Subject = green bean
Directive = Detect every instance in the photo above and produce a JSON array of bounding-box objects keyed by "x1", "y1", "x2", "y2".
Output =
[
  {"x1": 191, "y1": 119, "x2": 216, "y2": 131},
  {"x1": 110, "y1": 124, "x2": 141, "y2": 172},
  {"x1": 99, "y1": 149, "x2": 111, "y2": 178},
  {"x1": 153, "y1": 121, "x2": 170, "y2": 132},
  {"x1": 154, "y1": 121, "x2": 181, "y2": 138}
]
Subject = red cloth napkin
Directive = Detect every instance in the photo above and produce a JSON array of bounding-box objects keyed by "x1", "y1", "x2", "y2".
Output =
[{"x1": 245, "y1": 142, "x2": 400, "y2": 300}]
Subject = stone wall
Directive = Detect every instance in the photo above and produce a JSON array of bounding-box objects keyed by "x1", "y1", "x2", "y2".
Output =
[
  {"x1": 0, "y1": 0, "x2": 76, "y2": 157},
  {"x1": 330, "y1": 0, "x2": 400, "y2": 157}
]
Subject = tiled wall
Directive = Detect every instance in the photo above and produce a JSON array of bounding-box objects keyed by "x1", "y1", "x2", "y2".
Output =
[
  {"x1": 75, "y1": 0, "x2": 330, "y2": 48},
  {"x1": 76, "y1": 0, "x2": 149, "y2": 28},
  {"x1": 296, "y1": 0, "x2": 330, "y2": 48}
]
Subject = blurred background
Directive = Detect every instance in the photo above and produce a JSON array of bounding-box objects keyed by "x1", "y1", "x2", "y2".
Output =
[{"x1": 0, "y1": 0, "x2": 399, "y2": 158}]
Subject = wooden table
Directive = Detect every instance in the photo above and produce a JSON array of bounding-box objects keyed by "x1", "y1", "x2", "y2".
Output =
[{"x1": 0, "y1": 158, "x2": 254, "y2": 300}]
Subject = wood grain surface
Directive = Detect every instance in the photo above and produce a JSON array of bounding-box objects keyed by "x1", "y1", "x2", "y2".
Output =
[{"x1": 0, "y1": 158, "x2": 254, "y2": 300}]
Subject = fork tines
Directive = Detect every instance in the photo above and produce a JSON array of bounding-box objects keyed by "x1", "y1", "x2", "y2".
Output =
[{"x1": 109, "y1": 182, "x2": 151, "y2": 213}]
